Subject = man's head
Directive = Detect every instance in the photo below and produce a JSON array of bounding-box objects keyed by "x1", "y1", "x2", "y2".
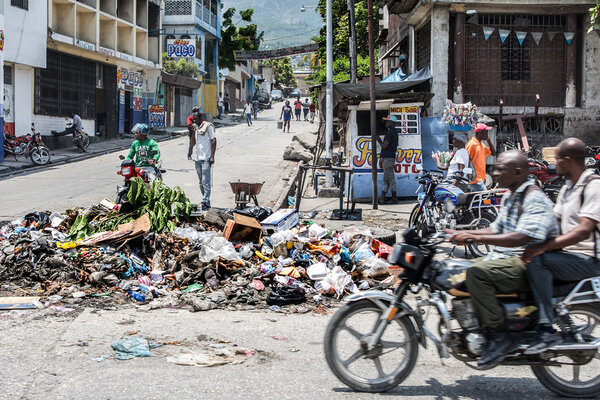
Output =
[
  {"x1": 68, "y1": 112, "x2": 75, "y2": 118},
  {"x1": 493, "y1": 150, "x2": 529, "y2": 190},
  {"x1": 132, "y1": 123, "x2": 149, "y2": 140},
  {"x1": 219, "y1": 92, "x2": 222, "y2": 96},
  {"x1": 555, "y1": 137, "x2": 587, "y2": 176},
  {"x1": 192, "y1": 107, "x2": 199, "y2": 114},
  {"x1": 193, "y1": 112, "x2": 205, "y2": 125},
  {"x1": 474, "y1": 123, "x2": 492, "y2": 141},
  {"x1": 452, "y1": 132, "x2": 468, "y2": 149},
  {"x1": 382, "y1": 115, "x2": 397, "y2": 129}
]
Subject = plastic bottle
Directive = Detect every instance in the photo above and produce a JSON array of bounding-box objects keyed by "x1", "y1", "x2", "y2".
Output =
[{"x1": 128, "y1": 291, "x2": 146, "y2": 302}]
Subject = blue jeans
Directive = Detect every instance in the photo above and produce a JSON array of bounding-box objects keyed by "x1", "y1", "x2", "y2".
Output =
[
  {"x1": 469, "y1": 181, "x2": 486, "y2": 192},
  {"x1": 217, "y1": 105, "x2": 223, "y2": 118},
  {"x1": 253, "y1": 108, "x2": 258, "y2": 119},
  {"x1": 194, "y1": 160, "x2": 211, "y2": 206},
  {"x1": 245, "y1": 113, "x2": 252, "y2": 125}
]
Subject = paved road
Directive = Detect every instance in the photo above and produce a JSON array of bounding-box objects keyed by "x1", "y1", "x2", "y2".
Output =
[{"x1": 0, "y1": 107, "x2": 306, "y2": 220}]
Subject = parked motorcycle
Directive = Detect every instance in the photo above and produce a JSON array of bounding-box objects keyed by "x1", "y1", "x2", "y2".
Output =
[
  {"x1": 408, "y1": 168, "x2": 505, "y2": 257},
  {"x1": 51, "y1": 118, "x2": 90, "y2": 152},
  {"x1": 3, "y1": 123, "x2": 51, "y2": 165},
  {"x1": 324, "y1": 228, "x2": 600, "y2": 397},
  {"x1": 116, "y1": 151, "x2": 165, "y2": 205}
]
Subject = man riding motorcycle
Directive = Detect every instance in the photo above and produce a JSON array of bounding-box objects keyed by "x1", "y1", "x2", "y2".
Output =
[
  {"x1": 447, "y1": 150, "x2": 559, "y2": 368},
  {"x1": 126, "y1": 123, "x2": 161, "y2": 181}
]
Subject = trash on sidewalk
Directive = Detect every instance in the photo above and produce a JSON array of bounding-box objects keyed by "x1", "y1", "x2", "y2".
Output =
[
  {"x1": 111, "y1": 337, "x2": 160, "y2": 360},
  {"x1": 223, "y1": 213, "x2": 262, "y2": 242}
]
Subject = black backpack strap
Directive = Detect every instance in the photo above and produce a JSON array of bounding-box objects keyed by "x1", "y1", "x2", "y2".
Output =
[{"x1": 579, "y1": 174, "x2": 600, "y2": 260}]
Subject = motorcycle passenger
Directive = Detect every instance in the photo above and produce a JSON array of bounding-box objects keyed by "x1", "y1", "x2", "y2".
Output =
[
  {"x1": 447, "y1": 150, "x2": 558, "y2": 368},
  {"x1": 439, "y1": 132, "x2": 471, "y2": 190},
  {"x1": 126, "y1": 123, "x2": 161, "y2": 181},
  {"x1": 522, "y1": 138, "x2": 600, "y2": 354}
]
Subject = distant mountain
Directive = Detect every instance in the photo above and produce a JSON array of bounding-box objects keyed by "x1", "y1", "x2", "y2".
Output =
[{"x1": 221, "y1": 0, "x2": 323, "y2": 49}]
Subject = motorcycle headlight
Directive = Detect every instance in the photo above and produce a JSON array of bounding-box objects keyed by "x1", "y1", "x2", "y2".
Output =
[{"x1": 444, "y1": 198, "x2": 456, "y2": 213}]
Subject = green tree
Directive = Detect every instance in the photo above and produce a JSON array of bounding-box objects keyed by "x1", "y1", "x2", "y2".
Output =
[
  {"x1": 589, "y1": 1, "x2": 600, "y2": 33},
  {"x1": 162, "y1": 53, "x2": 199, "y2": 77},
  {"x1": 219, "y1": 7, "x2": 264, "y2": 70},
  {"x1": 264, "y1": 57, "x2": 296, "y2": 88},
  {"x1": 308, "y1": 0, "x2": 380, "y2": 84}
]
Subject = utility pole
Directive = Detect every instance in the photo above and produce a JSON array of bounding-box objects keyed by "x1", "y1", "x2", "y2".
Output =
[
  {"x1": 347, "y1": 0, "x2": 357, "y2": 84},
  {"x1": 325, "y1": 0, "x2": 334, "y2": 186},
  {"x1": 368, "y1": 0, "x2": 378, "y2": 209}
]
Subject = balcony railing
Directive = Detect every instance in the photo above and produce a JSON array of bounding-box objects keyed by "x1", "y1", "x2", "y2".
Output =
[
  {"x1": 165, "y1": 0, "x2": 192, "y2": 16},
  {"x1": 195, "y1": 1, "x2": 217, "y2": 29}
]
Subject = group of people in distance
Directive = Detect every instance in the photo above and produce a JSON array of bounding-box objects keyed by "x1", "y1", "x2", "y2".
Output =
[{"x1": 279, "y1": 97, "x2": 316, "y2": 133}]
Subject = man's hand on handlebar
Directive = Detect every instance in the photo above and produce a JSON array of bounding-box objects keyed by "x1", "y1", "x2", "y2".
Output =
[{"x1": 445, "y1": 229, "x2": 476, "y2": 246}]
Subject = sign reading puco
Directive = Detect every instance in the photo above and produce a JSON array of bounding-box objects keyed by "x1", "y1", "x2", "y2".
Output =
[{"x1": 167, "y1": 39, "x2": 196, "y2": 58}]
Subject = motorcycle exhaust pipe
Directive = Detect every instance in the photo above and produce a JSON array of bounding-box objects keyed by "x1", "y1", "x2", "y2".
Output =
[{"x1": 516, "y1": 338, "x2": 600, "y2": 352}]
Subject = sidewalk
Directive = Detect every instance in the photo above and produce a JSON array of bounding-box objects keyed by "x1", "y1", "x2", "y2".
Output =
[{"x1": 0, "y1": 127, "x2": 188, "y2": 178}]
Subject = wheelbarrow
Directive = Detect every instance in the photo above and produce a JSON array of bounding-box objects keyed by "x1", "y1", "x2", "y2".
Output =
[{"x1": 229, "y1": 181, "x2": 265, "y2": 210}]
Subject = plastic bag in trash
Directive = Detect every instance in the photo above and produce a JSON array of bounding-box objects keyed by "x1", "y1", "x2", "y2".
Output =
[
  {"x1": 198, "y1": 236, "x2": 242, "y2": 263},
  {"x1": 234, "y1": 206, "x2": 273, "y2": 222},
  {"x1": 350, "y1": 238, "x2": 375, "y2": 266},
  {"x1": 341, "y1": 226, "x2": 373, "y2": 246},
  {"x1": 238, "y1": 243, "x2": 254, "y2": 259},
  {"x1": 308, "y1": 224, "x2": 328, "y2": 240},
  {"x1": 361, "y1": 256, "x2": 391, "y2": 278},
  {"x1": 266, "y1": 285, "x2": 306, "y2": 306},
  {"x1": 316, "y1": 266, "x2": 354, "y2": 298},
  {"x1": 173, "y1": 227, "x2": 215, "y2": 243},
  {"x1": 23, "y1": 212, "x2": 50, "y2": 229},
  {"x1": 111, "y1": 337, "x2": 159, "y2": 360},
  {"x1": 270, "y1": 230, "x2": 296, "y2": 246}
]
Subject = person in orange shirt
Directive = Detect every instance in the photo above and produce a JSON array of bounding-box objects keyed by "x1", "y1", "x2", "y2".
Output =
[{"x1": 466, "y1": 123, "x2": 496, "y2": 191}]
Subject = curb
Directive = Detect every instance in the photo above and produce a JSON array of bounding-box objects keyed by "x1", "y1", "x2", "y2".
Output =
[{"x1": 0, "y1": 134, "x2": 183, "y2": 179}]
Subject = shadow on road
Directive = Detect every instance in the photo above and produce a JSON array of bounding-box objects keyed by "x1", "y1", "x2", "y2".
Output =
[{"x1": 333, "y1": 376, "x2": 548, "y2": 399}]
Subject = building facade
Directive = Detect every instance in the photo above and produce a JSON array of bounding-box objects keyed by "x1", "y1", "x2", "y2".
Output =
[
  {"x1": 382, "y1": 0, "x2": 600, "y2": 145},
  {"x1": 39, "y1": 0, "x2": 162, "y2": 140},
  {"x1": 162, "y1": 0, "x2": 220, "y2": 124}
]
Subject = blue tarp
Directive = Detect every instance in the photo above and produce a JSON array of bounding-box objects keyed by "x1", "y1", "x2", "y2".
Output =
[{"x1": 381, "y1": 69, "x2": 407, "y2": 83}]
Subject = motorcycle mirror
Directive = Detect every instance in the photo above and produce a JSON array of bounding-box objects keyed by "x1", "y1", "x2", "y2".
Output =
[
  {"x1": 463, "y1": 167, "x2": 473, "y2": 175},
  {"x1": 585, "y1": 157, "x2": 596, "y2": 167},
  {"x1": 119, "y1": 155, "x2": 125, "y2": 160},
  {"x1": 415, "y1": 164, "x2": 423, "y2": 172}
]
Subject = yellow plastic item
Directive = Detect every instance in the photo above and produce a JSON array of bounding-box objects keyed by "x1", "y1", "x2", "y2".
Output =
[
  {"x1": 56, "y1": 239, "x2": 83, "y2": 249},
  {"x1": 255, "y1": 250, "x2": 271, "y2": 261}
]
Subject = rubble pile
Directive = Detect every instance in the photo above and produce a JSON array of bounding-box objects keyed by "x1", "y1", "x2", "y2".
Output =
[{"x1": 0, "y1": 181, "x2": 400, "y2": 312}]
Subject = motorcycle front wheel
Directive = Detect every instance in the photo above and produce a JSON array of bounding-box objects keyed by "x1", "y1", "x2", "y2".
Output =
[
  {"x1": 81, "y1": 133, "x2": 90, "y2": 149},
  {"x1": 466, "y1": 210, "x2": 496, "y2": 257},
  {"x1": 531, "y1": 304, "x2": 600, "y2": 398},
  {"x1": 324, "y1": 299, "x2": 419, "y2": 393},
  {"x1": 30, "y1": 146, "x2": 50, "y2": 165},
  {"x1": 409, "y1": 204, "x2": 434, "y2": 237}
]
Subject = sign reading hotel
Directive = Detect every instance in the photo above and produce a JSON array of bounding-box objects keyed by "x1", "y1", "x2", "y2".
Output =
[
  {"x1": 167, "y1": 39, "x2": 196, "y2": 58},
  {"x1": 234, "y1": 43, "x2": 318, "y2": 61}
]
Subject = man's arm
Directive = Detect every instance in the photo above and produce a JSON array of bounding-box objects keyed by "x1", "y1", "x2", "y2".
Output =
[
  {"x1": 280, "y1": 107, "x2": 284, "y2": 119},
  {"x1": 482, "y1": 132, "x2": 496, "y2": 156},
  {"x1": 209, "y1": 138, "x2": 217, "y2": 165},
  {"x1": 126, "y1": 142, "x2": 136, "y2": 160},
  {"x1": 151, "y1": 140, "x2": 161, "y2": 161},
  {"x1": 454, "y1": 231, "x2": 530, "y2": 247}
]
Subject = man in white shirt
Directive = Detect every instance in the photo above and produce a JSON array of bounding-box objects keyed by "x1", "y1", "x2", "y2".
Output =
[
  {"x1": 522, "y1": 138, "x2": 600, "y2": 353},
  {"x1": 217, "y1": 92, "x2": 224, "y2": 119},
  {"x1": 446, "y1": 132, "x2": 470, "y2": 179},
  {"x1": 190, "y1": 113, "x2": 217, "y2": 210},
  {"x1": 244, "y1": 101, "x2": 253, "y2": 126}
]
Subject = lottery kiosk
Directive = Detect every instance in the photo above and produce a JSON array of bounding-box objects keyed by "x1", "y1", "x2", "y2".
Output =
[{"x1": 347, "y1": 102, "x2": 425, "y2": 200}]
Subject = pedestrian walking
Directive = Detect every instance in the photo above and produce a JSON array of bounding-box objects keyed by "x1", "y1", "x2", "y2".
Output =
[
  {"x1": 244, "y1": 100, "x2": 253, "y2": 126},
  {"x1": 280, "y1": 100, "x2": 292, "y2": 133},
  {"x1": 190, "y1": 112, "x2": 217, "y2": 211},
  {"x1": 224, "y1": 92, "x2": 230, "y2": 114},
  {"x1": 294, "y1": 97, "x2": 302, "y2": 121},
  {"x1": 252, "y1": 98, "x2": 259, "y2": 119},
  {"x1": 217, "y1": 92, "x2": 223, "y2": 119},
  {"x1": 466, "y1": 123, "x2": 496, "y2": 191},
  {"x1": 302, "y1": 98, "x2": 310, "y2": 121},
  {"x1": 309, "y1": 100, "x2": 316, "y2": 123},
  {"x1": 187, "y1": 106, "x2": 199, "y2": 159},
  {"x1": 377, "y1": 115, "x2": 399, "y2": 203}
]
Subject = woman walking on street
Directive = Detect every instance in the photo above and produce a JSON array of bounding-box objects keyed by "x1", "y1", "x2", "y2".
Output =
[
  {"x1": 280, "y1": 100, "x2": 292, "y2": 133},
  {"x1": 244, "y1": 100, "x2": 253, "y2": 126},
  {"x1": 294, "y1": 97, "x2": 302, "y2": 121}
]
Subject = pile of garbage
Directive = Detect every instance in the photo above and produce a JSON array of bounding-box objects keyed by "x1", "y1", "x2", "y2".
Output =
[{"x1": 0, "y1": 181, "x2": 401, "y2": 313}]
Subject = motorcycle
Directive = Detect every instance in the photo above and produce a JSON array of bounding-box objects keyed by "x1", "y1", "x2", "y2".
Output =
[
  {"x1": 51, "y1": 118, "x2": 90, "y2": 152},
  {"x1": 3, "y1": 123, "x2": 51, "y2": 165},
  {"x1": 116, "y1": 150, "x2": 165, "y2": 205},
  {"x1": 409, "y1": 168, "x2": 505, "y2": 257},
  {"x1": 528, "y1": 158, "x2": 563, "y2": 203},
  {"x1": 324, "y1": 228, "x2": 600, "y2": 397}
]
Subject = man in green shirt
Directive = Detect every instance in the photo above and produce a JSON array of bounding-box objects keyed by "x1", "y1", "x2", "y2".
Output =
[{"x1": 127, "y1": 123, "x2": 161, "y2": 180}]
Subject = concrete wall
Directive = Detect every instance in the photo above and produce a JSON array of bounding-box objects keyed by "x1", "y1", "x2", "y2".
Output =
[
  {"x1": 4, "y1": 0, "x2": 47, "y2": 68},
  {"x1": 13, "y1": 66, "x2": 33, "y2": 136},
  {"x1": 429, "y1": 5, "x2": 449, "y2": 117},
  {"x1": 32, "y1": 115, "x2": 95, "y2": 138}
]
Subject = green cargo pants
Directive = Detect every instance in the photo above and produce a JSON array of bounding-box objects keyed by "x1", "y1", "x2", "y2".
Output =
[{"x1": 465, "y1": 256, "x2": 529, "y2": 329}]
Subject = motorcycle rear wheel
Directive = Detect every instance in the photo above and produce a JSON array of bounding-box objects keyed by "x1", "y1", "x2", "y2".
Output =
[
  {"x1": 409, "y1": 204, "x2": 433, "y2": 237},
  {"x1": 466, "y1": 210, "x2": 496, "y2": 257},
  {"x1": 531, "y1": 304, "x2": 600, "y2": 398},
  {"x1": 324, "y1": 299, "x2": 419, "y2": 393}
]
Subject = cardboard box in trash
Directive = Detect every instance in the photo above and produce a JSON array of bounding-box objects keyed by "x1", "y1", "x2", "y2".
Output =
[
  {"x1": 261, "y1": 209, "x2": 299, "y2": 235},
  {"x1": 223, "y1": 213, "x2": 263, "y2": 242}
]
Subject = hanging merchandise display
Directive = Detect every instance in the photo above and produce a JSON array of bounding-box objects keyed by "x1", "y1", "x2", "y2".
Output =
[{"x1": 441, "y1": 100, "x2": 482, "y2": 128}]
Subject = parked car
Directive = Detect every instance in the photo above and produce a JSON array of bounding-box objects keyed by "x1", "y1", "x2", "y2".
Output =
[
  {"x1": 289, "y1": 88, "x2": 302, "y2": 98},
  {"x1": 253, "y1": 91, "x2": 272, "y2": 109},
  {"x1": 270, "y1": 89, "x2": 283, "y2": 102}
]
